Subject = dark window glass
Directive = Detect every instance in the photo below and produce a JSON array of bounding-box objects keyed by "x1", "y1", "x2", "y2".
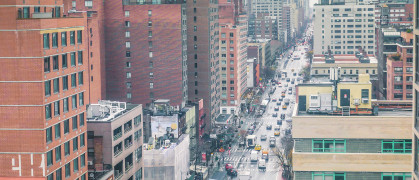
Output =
[
  {"x1": 45, "y1": 80, "x2": 51, "y2": 96},
  {"x1": 73, "y1": 137, "x2": 78, "y2": 151},
  {"x1": 79, "y1": 92, "x2": 84, "y2": 106},
  {"x1": 78, "y1": 72, "x2": 83, "y2": 85},
  {"x1": 71, "y1": 73, "x2": 77, "y2": 88},
  {"x1": 55, "y1": 123, "x2": 61, "y2": 139},
  {"x1": 64, "y1": 119, "x2": 69, "y2": 134},
  {"x1": 47, "y1": 150, "x2": 53, "y2": 166},
  {"x1": 53, "y1": 78, "x2": 59, "y2": 93},
  {"x1": 63, "y1": 97, "x2": 69, "y2": 112},
  {"x1": 70, "y1": 52, "x2": 76, "y2": 66},
  {"x1": 45, "y1": 104, "x2": 52, "y2": 120},
  {"x1": 61, "y1": 32, "x2": 67, "y2": 46},
  {"x1": 54, "y1": 101, "x2": 60, "y2": 116},
  {"x1": 56, "y1": 168, "x2": 62, "y2": 180},
  {"x1": 43, "y1": 34, "x2": 50, "y2": 49},
  {"x1": 72, "y1": 94, "x2": 77, "y2": 109},
  {"x1": 77, "y1": 30, "x2": 82, "y2": 44},
  {"x1": 73, "y1": 157, "x2": 79, "y2": 172},
  {"x1": 64, "y1": 141, "x2": 70, "y2": 156},
  {"x1": 53, "y1": 55, "x2": 59, "y2": 70},
  {"x1": 70, "y1": 31, "x2": 75, "y2": 45},
  {"x1": 55, "y1": 145, "x2": 61, "y2": 162},
  {"x1": 65, "y1": 163, "x2": 70, "y2": 177},
  {"x1": 78, "y1": 51, "x2": 83, "y2": 65},
  {"x1": 80, "y1": 133, "x2": 85, "y2": 147},
  {"x1": 62, "y1": 53, "x2": 68, "y2": 68},
  {"x1": 79, "y1": 113, "x2": 85, "y2": 127},
  {"x1": 46, "y1": 127, "x2": 52, "y2": 143},
  {"x1": 63, "y1": 76, "x2": 68, "y2": 90},
  {"x1": 72, "y1": 116, "x2": 78, "y2": 130},
  {"x1": 81, "y1": 154, "x2": 85, "y2": 167},
  {"x1": 52, "y1": 33, "x2": 58, "y2": 48},
  {"x1": 44, "y1": 57, "x2": 50, "y2": 72}
]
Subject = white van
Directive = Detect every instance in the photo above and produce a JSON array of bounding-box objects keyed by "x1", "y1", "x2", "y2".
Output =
[{"x1": 250, "y1": 150, "x2": 258, "y2": 162}]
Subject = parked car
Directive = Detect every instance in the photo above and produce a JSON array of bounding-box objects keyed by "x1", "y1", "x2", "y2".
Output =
[{"x1": 266, "y1": 125, "x2": 272, "y2": 130}]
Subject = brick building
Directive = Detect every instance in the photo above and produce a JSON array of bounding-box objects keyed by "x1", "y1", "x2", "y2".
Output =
[
  {"x1": 105, "y1": 0, "x2": 188, "y2": 108},
  {"x1": 248, "y1": 13, "x2": 278, "y2": 40},
  {"x1": 386, "y1": 32, "x2": 414, "y2": 100},
  {"x1": 187, "y1": 0, "x2": 220, "y2": 136},
  {"x1": 0, "y1": 0, "x2": 88, "y2": 179},
  {"x1": 219, "y1": 0, "x2": 248, "y2": 115}
]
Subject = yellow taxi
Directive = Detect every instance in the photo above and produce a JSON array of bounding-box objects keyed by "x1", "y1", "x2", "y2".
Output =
[
  {"x1": 281, "y1": 93, "x2": 286, "y2": 97},
  {"x1": 274, "y1": 131, "x2": 280, "y2": 136},
  {"x1": 282, "y1": 105, "x2": 287, "y2": 110},
  {"x1": 254, "y1": 144, "x2": 262, "y2": 151}
]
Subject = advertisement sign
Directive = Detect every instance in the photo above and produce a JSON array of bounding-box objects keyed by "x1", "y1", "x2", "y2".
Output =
[
  {"x1": 202, "y1": 153, "x2": 206, "y2": 161},
  {"x1": 151, "y1": 115, "x2": 179, "y2": 139}
]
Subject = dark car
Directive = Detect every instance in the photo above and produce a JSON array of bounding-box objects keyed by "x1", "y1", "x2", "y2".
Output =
[
  {"x1": 280, "y1": 113, "x2": 285, "y2": 120},
  {"x1": 227, "y1": 168, "x2": 238, "y2": 177},
  {"x1": 266, "y1": 125, "x2": 272, "y2": 130},
  {"x1": 272, "y1": 113, "x2": 278, "y2": 117},
  {"x1": 276, "y1": 102, "x2": 281, "y2": 106},
  {"x1": 277, "y1": 120, "x2": 282, "y2": 125}
]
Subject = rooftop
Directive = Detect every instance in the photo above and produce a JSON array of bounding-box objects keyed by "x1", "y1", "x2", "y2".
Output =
[
  {"x1": 313, "y1": 55, "x2": 378, "y2": 64},
  {"x1": 86, "y1": 100, "x2": 140, "y2": 122},
  {"x1": 296, "y1": 109, "x2": 412, "y2": 117}
]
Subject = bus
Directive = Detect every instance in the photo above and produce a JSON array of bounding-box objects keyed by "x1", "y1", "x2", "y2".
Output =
[{"x1": 246, "y1": 135, "x2": 257, "y2": 148}]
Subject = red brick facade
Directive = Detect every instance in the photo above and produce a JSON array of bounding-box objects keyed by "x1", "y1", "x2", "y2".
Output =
[{"x1": 0, "y1": 0, "x2": 88, "y2": 179}]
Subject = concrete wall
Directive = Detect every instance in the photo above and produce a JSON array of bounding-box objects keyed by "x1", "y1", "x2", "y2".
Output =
[
  {"x1": 296, "y1": 85, "x2": 333, "y2": 111},
  {"x1": 292, "y1": 115, "x2": 412, "y2": 139},
  {"x1": 294, "y1": 172, "x2": 381, "y2": 180},
  {"x1": 293, "y1": 153, "x2": 411, "y2": 172},
  {"x1": 295, "y1": 139, "x2": 383, "y2": 153}
]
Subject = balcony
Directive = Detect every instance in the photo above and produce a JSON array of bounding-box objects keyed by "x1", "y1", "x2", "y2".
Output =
[
  {"x1": 124, "y1": 136, "x2": 133, "y2": 149},
  {"x1": 113, "y1": 132, "x2": 122, "y2": 141}
]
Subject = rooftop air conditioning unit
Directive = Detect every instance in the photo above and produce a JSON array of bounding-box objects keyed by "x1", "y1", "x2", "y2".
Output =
[
  {"x1": 362, "y1": 98, "x2": 369, "y2": 104},
  {"x1": 353, "y1": 99, "x2": 360, "y2": 106}
]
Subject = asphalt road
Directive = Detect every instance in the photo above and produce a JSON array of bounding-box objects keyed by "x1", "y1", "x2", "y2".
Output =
[{"x1": 214, "y1": 24, "x2": 313, "y2": 180}]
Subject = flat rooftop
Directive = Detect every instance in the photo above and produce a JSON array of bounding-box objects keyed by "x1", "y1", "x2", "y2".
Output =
[
  {"x1": 87, "y1": 101, "x2": 141, "y2": 122},
  {"x1": 313, "y1": 55, "x2": 378, "y2": 64}
]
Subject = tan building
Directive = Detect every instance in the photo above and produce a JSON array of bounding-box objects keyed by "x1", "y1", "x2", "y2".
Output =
[
  {"x1": 248, "y1": 39, "x2": 272, "y2": 69},
  {"x1": 294, "y1": 74, "x2": 413, "y2": 179},
  {"x1": 412, "y1": 0, "x2": 419, "y2": 178}
]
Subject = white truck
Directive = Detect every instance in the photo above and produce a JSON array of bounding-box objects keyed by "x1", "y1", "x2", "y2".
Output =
[
  {"x1": 246, "y1": 135, "x2": 257, "y2": 148},
  {"x1": 250, "y1": 150, "x2": 258, "y2": 162}
]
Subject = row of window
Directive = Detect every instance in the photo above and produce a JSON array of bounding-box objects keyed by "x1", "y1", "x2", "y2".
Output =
[
  {"x1": 45, "y1": 93, "x2": 84, "y2": 120},
  {"x1": 321, "y1": 51, "x2": 374, "y2": 55},
  {"x1": 394, "y1": 85, "x2": 413, "y2": 90},
  {"x1": 46, "y1": 157, "x2": 87, "y2": 180},
  {"x1": 394, "y1": 76, "x2": 414, "y2": 82},
  {"x1": 46, "y1": 113, "x2": 85, "y2": 144},
  {"x1": 44, "y1": 72, "x2": 83, "y2": 96},
  {"x1": 311, "y1": 172, "x2": 411, "y2": 180},
  {"x1": 44, "y1": 51, "x2": 83, "y2": 73},
  {"x1": 113, "y1": 115, "x2": 142, "y2": 141},
  {"x1": 313, "y1": 69, "x2": 376, "y2": 75},
  {"x1": 43, "y1": 31, "x2": 82, "y2": 49},
  {"x1": 312, "y1": 139, "x2": 412, "y2": 153},
  {"x1": 18, "y1": 6, "x2": 61, "y2": 19},
  {"x1": 394, "y1": 67, "x2": 414, "y2": 73},
  {"x1": 46, "y1": 134, "x2": 85, "y2": 168}
]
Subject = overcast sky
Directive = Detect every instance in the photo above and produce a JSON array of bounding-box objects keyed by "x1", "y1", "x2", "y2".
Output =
[{"x1": 309, "y1": 0, "x2": 316, "y2": 7}]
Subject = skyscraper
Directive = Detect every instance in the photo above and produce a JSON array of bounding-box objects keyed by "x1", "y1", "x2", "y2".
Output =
[
  {"x1": 105, "y1": 0, "x2": 188, "y2": 108},
  {"x1": 187, "y1": 0, "x2": 220, "y2": 136},
  {"x1": 0, "y1": 1, "x2": 88, "y2": 179}
]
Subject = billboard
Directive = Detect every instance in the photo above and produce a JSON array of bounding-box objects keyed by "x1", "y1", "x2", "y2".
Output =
[{"x1": 151, "y1": 115, "x2": 179, "y2": 139}]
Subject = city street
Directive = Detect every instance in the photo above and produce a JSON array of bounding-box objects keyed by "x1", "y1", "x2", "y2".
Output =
[{"x1": 213, "y1": 25, "x2": 313, "y2": 180}]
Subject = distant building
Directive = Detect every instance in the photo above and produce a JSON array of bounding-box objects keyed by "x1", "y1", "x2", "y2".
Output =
[
  {"x1": 105, "y1": 1, "x2": 188, "y2": 108},
  {"x1": 246, "y1": 58, "x2": 258, "y2": 88},
  {"x1": 294, "y1": 74, "x2": 413, "y2": 179},
  {"x1": 248, "y1": 13, "x2": 279, "y2": 40},
  {"x1": 248, "y1": 39, "x2": 272, "y2": 69},
  {"x1": 313, "y1": 1, "x2": 376, "y2": 55},
  {"x1": 412, "y1": 0, "x2": 419, "y2": 177},
  {"x1": 386, "y1": 32, "x2": 413, "y2": 100},
  {"x1": 86, "y1": 101, "x2": 143, "y2": 180}
]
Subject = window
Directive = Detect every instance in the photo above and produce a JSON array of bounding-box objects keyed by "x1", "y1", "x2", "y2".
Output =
[
  {"x1": 71, "y1": 73, "x2": 76, "y2": 88},
  {"x1": 54, "y1": 101, "x2": 60, "y2": 116},
  {"x1": 80, "y1": 154, "x2": 86, "y2": 168},
  {"x1": 194, "y1": 26, "x2": 197, "y2": 31},
  {"x1": 46, "y1": 127, "x2": 52, "y2": 143},
  {"x1": 47, "y1": 150, "x2": 53, "y2": 166},
  {"x1": 70, "y1": 52, "x2": 76, "y2": 66},
  {"x1": 361, "y1": 89, "x2": 369, "y2": 99},
  {"x1": 394, "y1": 67, "x2": 403, "y2": 73},
  {"x1": 73, "y1": 137, "x2": 78, "y2": 151},
  {"x1": 43, "y1": 34, "x2": 50, "y2": 49},
  {"x1": 230, "y1": 33, "x2": 234, "y2": 37},
  {"x1": 52, "y1": 33, "x2": 58, "y2": 48},
  {"x1": 149, "y1": 51, "x2": 153, "y2": 58},
  {"x1": 127, "y1": 93, "x2": 132, "y2": 99},
  {"x1": 148, "y1": 10, "x2": 152, "y2": 16},
  {"x1": 44, "y1": 57, "x2": 50, "y2": 73},
  {"x1": 85, "y1": 0, "x2": 92, "y2": 7},
  {"x1": 80, "y1": 133, "x2": 85, "y2": 147},
  {"x1": 72, "y1": 94, "x2": 77, "y2": 109},
  {"x1": 73, "y1": 157, "x2": 79, "y2": 172},
  {"x1": 65, "y1": 163, "x2": 70, "y2": 177},
  {"x1": 382, "y1": 140, "x2": 412, "y2": 153},
  {"x1": 148, "y1": 21, "x2": 152, "y2": 27},
  {"x1": 395, "y1": 76, "x2": 403, "y2": 82},
  {"x1": 55, "y1": 145, "x2": 61, "y2": 162},
  {"x1": 313, "y1": 139, "x2": 345, "y2": 153},
  {"x1": 63, "y1": 76, "x2": 68, "y2": 90},
  {"x1": 148, "y1": 31, "x2": 152, "y2": 37},
  {"x1": 63, "y1": 97, "x2": 69, "y2": 112},
  {"x1": 148, "y1": 41, "x2": 152, "y2": 48},
  {"x1": 45, "y1": 104, "x2": 52, "y2": 120},
  {"x1": 45, "y1": 80, "x2": 51, "y2": 96},
  {"x1": 61, "y1": 32, "x2": 67, "y2": 47},
  {"x1": 62, "y1": 54, "x2": 67, "y2": 68},
  {"x1": 78, "y1": 72, "x2": 83, "y2": 85},
  {"x1": 77, "y1": 30, "x2": 82, "y2": 44},
  {"x1": 79, "y1": 92, "x2": 84, "y2": 106},
  {"x1": 125, "y1": 11, "x2": 130, "y2": 17},
  {"x1": 312, "y1": 172, "x2": 345, "y2": 180},
  {"x1": 126, "y1": 41, "x2": 131, "y2": 48},
  {"x1": 127, "y1": 72, "x2": 131, "y2": 78},
  {"x1": 126, "y1": 51, "x2": 131, "y2": 57},
  {"x1": 64, "y1": 119, "x2": 69, "y2": 134},
  {"x1": 381, "y1": 173, "x2": 411, "y2": 180},
  {"x1": 125, "y1": 21, "x2": 130, "y2": 27},
  {"x1": 126, "y1": 62, "x2": 131, "y2": 68},
  {"x1": 78, "y1": 51, "x2": 83, "y2": 65},
  {"x1": 53, "y1": 78, "x2": 59, "y2": 93},
  {"x1": 407, "y1": 76, "x2": 413, "y2": 82},
  {"x1": 64, "y1": 141, "x2": 70, "y2": 157},
  {"x1": 150, "y1": 82, "x2": 154, "y2": 89},
  {"x1": 79, "y1": 113, "x2": 85, "y2": 127},
  {"x1": 70, "y1": 31, "x2": 75, "y2": 45},
  {"x1": 72, "y1": 116, "x2": 78, "y2": 130},
  {"x1": 126, "y1": 82, "x2": 132, "y2": 88},
  {"x1": 56, "y1": 168, "x2": 62, "y2": 180},
  {"x1": 126, "y1": 31, "x2": 130, "y2": 38}
]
